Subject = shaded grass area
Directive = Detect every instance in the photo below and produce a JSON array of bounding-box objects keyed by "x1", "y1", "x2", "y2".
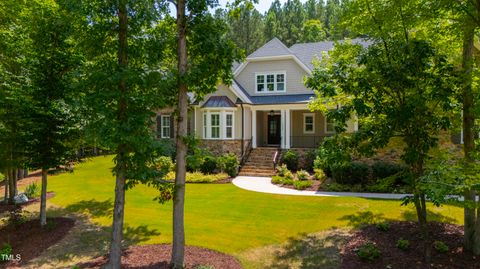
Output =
[{"x1": 45, "y1": 156, "x2": 464, "y2": 267}]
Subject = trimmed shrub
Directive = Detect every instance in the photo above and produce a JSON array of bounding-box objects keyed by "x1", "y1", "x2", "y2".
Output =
[
  {"x1": 371, "y1": 161, "x2": 405, "y2": 179},
  {"x1": 271, "y1": 175, "x2": 285, "y2": 185},
  {"x1": 186, "y1": 154, "x2": 203, "y2": 172},
  {"x1": 24, "y1": 182, "x2": 40, "y2": 199},
  {"x1": 396, "y1": 238, "x2": 410, "y2": 250},
  {"x1": 355, "y1": 242, "x2": 381, "y2": 261},
  {"x1": 293, "y1": 180, "x2": 312, "y2": 190},
  {"x1": 284, "y1": 170, "x2": 294, "y2": 180},
  {"x1": 331, "y1": 162, "x2": 370, "y2": 185},
  {"x1": 433, "y1": 241, "x2": 449, "y2": 253},
  {"x1": 155, "y1": 156, "x2": 174, "y2": 174},
  {"x1": 282, "y1": 150, "x2": 299, "y2": 171},
  {"x1": 276, "y1": 164, "x2": 289, "y2": 177},
  {"x1": 297, "y1": 170, "x2": 310, "y2": 181},
  {"x1": 324, "y1": 183, "x2": 351, "y2": 192},
  {"x1": 218, "y1": 154, "x2": 239, "y2": 177},
  {"x1": 166, "y1": 172, "x2": 228, "y2": 183},
  {"x1": 365, "y1": 177, "x2": 396, "y2": 193},
  {"x1": 303, "y1": 149, "x2": 317, "y2": 172},
  {"x1": 200, "y1": 156, "x2": 217, "y2": 174},
  {"x1": 314, "y1": 168, "x2": 327, "y2": 182},
  {"x1": 376, "y1": 222, "x2": 390, "y2": 232},
  {"x1": 282, "y1": 178, "x2": 295, "y2": 186}
]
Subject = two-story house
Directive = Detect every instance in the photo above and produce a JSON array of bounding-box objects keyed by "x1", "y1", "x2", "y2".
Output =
[{"x1": 156, "y1": 38, "x2": 366, "y2": 175}]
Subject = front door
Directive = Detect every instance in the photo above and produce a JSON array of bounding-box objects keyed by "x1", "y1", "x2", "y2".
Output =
[{"x1": 267, "y1": 115, "x2": 281, "y2": 145}]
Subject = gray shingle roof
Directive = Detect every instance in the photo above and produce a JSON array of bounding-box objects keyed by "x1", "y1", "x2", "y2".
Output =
[
  {"x1": 247, "y1": 37, "x2": 292, "y2": 59},
  {"x1": 201, "y1": 96, "x2": 237, "y2": 108},
  {"x1": 289, "y1": 38, "x2": 371, "y2": 69}
]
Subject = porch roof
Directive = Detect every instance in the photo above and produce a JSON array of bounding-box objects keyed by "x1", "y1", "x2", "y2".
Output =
[
  {"x1": 250, "y1": 93, "x2": 315, "y2": 105},
  {"x1": 201, "y1": 96, "x2": 237, "y2": 108}
]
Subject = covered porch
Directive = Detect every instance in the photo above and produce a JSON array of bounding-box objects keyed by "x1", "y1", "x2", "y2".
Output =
[{"x1": 251, "y1": 104, "x2": 331, "y2": 149}]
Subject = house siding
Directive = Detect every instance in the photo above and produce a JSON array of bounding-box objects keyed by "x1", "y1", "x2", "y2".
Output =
[{"x1": 236, "y1": 59, "x2": 312, "y2": 96}]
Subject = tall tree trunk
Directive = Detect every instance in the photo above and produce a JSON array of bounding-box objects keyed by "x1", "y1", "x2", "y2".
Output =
[
  {"x1": 23, "y1": 169, "x2": 28, "y2": 178},
  {"x1": 8, "y1": 168, "x2": 15, "y2": 205},
  {"x1": 171, "y1": 0, "x2": 187, "y2": 268},
  {"x1": 106, "y1": 166, "x2": 126, "y2": 268},
  {"x1": 414, "y1": 193, "x2": 431, "y2": 265},
  {"x1": 461, "y1": 22, "x2": 476, "y2": 253},
  {"x1": 3, "y1": 171, "x2": 9, "y2": 204},
  {"x1": 40, "y1": 168, "x2": 47, "y2": 226},
  {"x1": 106, "y1": 0, "x2": 128, "y2": 267}
]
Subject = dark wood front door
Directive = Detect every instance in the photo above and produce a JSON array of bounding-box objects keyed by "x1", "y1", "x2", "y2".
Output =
[{"x1": 267, "y1": 115, "x2": 281, "y2": 145}]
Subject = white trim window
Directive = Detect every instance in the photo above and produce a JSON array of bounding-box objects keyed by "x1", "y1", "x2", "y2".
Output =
[
  {"x1": 225, "y1": 112, "x2": 234, "y2": 139},
  {"x1": 210, "y1": 113, "x2": 220, "y2": 139},
  {"x1": 203, "y1": 110, "x2": 235, "y2": 139},
  {"x1": 255, "y1": 72, "x2": 286, "y2": 93},
  {"x1": 161, "y1": 115, "x2": 171, "y2": 138},
  {"x1": 325, "y1": 116, "x2": 336, "y2": 134},
  {"x1": 303, "y1": 113, "x2": 315, "y2": 134}
]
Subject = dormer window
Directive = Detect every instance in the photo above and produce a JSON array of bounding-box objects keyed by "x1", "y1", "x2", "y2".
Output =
[{"x1": 256, "y1": 72, "x2": 286, "y2": 93}]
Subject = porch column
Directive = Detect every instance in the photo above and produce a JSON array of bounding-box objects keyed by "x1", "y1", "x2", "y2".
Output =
[
  {"x1": 285, "y1": 109, "x2": 291, "y2": 149},
  {"x1": 252, "y1": 109, "x2": 257, "y2": 148}
]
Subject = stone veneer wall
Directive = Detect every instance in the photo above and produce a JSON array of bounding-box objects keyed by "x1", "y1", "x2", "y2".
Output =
[{"x1": 200, "y1": 139, "x2": 252, "y2": 159}]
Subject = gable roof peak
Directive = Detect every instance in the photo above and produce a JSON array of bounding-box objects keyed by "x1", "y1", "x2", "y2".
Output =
[{"x1": 247, "y1": 37, "x2": 292, "y2": 59}]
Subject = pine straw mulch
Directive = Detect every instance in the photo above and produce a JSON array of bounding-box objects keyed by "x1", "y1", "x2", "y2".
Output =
[
  {"x1": 0, "y1": 217, "x2": 75, "y2": 268},
  {"x1": 78, "y1": 244, "x2": 243, "y2": 269},
  {"x1": 0, "y1": 192, "x2": 55, "y2": 214},
  {"x1": 341, "y1": 221, "x2": 479, "y2": 269}
]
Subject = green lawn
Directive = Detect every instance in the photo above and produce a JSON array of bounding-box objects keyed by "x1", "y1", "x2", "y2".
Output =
[{"x1": 47, "y1": 156, "x2": 463, "y2": 265}]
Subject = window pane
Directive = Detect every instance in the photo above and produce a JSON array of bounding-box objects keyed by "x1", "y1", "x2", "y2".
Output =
[
  {"x1": 305, "y1": 116, "x2": 313, "y2": 124},
  {"x1": 211, "y1": 114, "x2": 219, "y2": 126},
  {"x1": 257, "y1": 83, "x2": 264, "y2": 92},
  {"x1": 305, "y1": 124, "x2": 313, "y2": 132},
  {"x1": 276, "y1": 74, "x2": 284, "y2": 82},
  {"x1": 267, "y1": 83, "x2": 274, "y2": 91},
  {"x1": 163, "y1": 127, "x2": 170, "y2": 138},
  {"x1": 267, "y1": 74, "x2": 274, "y2": 83},
  {"x1": 257, "y1": 75, "x2": 264, "y2": 83},
  {"x1": 226, "y1": 114, "x2": 232, "y2": 126},
  {"x1": 277, "y1": 82, "x2": 284, "y2": 91},
  {"x1": 226, "y1": 127, "x2": 232, "y2": 138},
  {"x1": 212, "y1": 127, "x2": 220, "y2": 138}
]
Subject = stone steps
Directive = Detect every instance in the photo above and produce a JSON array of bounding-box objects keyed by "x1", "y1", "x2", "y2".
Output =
[{"x1": 239, "y1": 147, "x2": 279, "y2": 176}]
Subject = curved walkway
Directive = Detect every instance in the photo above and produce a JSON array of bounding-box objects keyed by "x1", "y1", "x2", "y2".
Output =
[{"x1": 232, "y1": 176, "x2": 410, "y2": 200}]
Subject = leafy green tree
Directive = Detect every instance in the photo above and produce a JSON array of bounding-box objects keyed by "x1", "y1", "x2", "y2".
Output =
[
  {"x1": 306, "y1": 37, "x2": 456, "y2": 263},
  {"x1": 69, "y1": 0, "x2": 173, "y2": 267},
  {"x1": 167, "y1": 0, "x2": 244, "y2": 267},
  {"x1": 0, "y1": 0, "x2": 32, "y2": 205},
  {"x1": 302, "y1": 19, "x2": 326, "y2": 42},
  {"x1": 226, "y1": 4, "x2": 265, "y2": 55},
  {"x1": 25, "y1": 0, "x2": 81, "y2": 226}
]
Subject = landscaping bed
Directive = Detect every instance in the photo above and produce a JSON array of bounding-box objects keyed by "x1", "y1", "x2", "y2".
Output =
[
  {"x1": 79, "y1": 244, "x2": 243, "y2": 269},
  {"x1": 0, "y1": 192, "x2": 55, "y2": 214},
  {"x1": 340, "y1": 221, "x2": 479, "y2": 269},
  {"x1": 0, "y1": 217, "x2": 75, "y2": 267}
]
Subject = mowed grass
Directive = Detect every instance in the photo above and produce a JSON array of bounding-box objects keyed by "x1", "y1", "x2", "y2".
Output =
[{"x1": 48, "y1": 156, "x2": 463, "y2": 259}]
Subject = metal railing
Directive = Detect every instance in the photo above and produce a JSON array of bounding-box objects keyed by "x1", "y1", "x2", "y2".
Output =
[{"x1": 240, "y1": 139, "x2": 253, "y2": 166}]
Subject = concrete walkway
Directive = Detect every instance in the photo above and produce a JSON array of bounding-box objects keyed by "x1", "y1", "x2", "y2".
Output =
[{"x1": 232, "y1": 176, "x2": 410, "y2": 200}]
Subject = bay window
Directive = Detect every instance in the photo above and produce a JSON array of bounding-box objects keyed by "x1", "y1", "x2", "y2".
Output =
[{"x1": 203, "y1": 110, "x2": 235, "y2": 139}]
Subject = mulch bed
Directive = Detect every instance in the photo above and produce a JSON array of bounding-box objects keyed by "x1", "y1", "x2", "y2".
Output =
[
  {"x1": 0, "y1": 217, "x2": 75, "y2": 268},
  {"x1": 341, "y1": 221, "x2": 480, "y2": 269},
  {"x1": 0, "y1": 192, "x2": 55, "y2": 214},
  {"x1": 79, "y1": 244, "x2": 243, "y2": 269}
]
